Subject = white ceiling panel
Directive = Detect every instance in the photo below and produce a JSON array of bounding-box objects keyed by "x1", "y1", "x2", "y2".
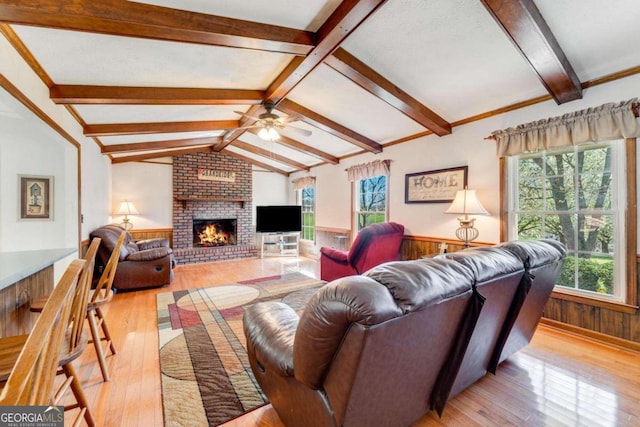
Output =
[
  {"x1": 289, "y1": 64, "x2": 426, "y2": 143},
  {"x1": 12, "y1": 26, "x2": 293, "y2": 89},
  {"x1": 342, "y1": 0, "x2": 545, "y2": 121},
  {"x1": 131, "y1": 0, "x2": 342, "y2": 31},
  {"x1": 224, "y1": 145, "x2": 295, "y2": 172},
  {"x1": 238, "y1": 133, "x2": 322, "y2": 165},
  {"x1": 536, "y1": 0, "x2": 640, "y2": 82},
  {"x1": 271, "y1": 119, "x2": 362, "y2": 158}
]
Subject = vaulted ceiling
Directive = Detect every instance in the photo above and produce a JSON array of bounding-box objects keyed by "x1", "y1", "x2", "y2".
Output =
[{"x1": 1, "y1": 0, "x2": 639, "y2": 175}]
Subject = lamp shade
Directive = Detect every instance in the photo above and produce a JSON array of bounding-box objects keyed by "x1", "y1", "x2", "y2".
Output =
[
  {"x1": 116, "y1": 200, "x2": 139, "y2": 216},
  {"x1": 445, "y1": 189, "x2": 488, "y2": 215}
]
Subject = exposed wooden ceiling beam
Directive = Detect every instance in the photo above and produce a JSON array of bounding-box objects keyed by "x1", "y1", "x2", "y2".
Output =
[
  {"x1": 84, "y1": 120, "x2": 238, "y2": 137},
  {"x1": 111, "y1": 145, "x2": 213, "y2": 164},
  {"x1": 214, "y1": 105, "x2": 263, "y2": 152},
  {"x1": 325, "y1": 48, "x2": 452, "y2": 136},
  {"x1": 101, "y1": 136, "x2": 221, "y2": 154},
  {"x1": 277, "y1": 99, "x2": 383, "y2": 153},
  {"x1": 232, "y1": 140, "x2": 310, "y2": 171},
  {"x1": 265, "y1": 0, "x2": 388, "y2": 103},
  {"x1": 0, "y1": 0, "x2": 314, "y2": 55},
  {"x1": 50, "y1": 85, "x2": 265, "y2": 105},
  {"x1": 480, "y1": 0, "x2": 582, "y2": 104},
  {"x1": 224, "y1": 150, "x2": 290, "y2": 176}
]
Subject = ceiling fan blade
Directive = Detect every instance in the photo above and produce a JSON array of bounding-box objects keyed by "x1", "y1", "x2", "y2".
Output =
[
  {"x1": 233, "y1": 111, "x2": 263, "y2": 121},
  {"x1": 279, "y1": 114, "x2": 303, "y2": 124},
  {"x1": 282, "y1": 125, "x2": 312, "y2": 137}
]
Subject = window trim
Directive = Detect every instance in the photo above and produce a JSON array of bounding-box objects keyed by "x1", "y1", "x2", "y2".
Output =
[{"x1": 500, "y1": 138, "x2": 637, "y2": 310}]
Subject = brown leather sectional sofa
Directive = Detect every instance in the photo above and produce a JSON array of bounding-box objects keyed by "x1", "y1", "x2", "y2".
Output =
[{"x1": 243, "y1": 239, "x2": 566, "y2": 427}]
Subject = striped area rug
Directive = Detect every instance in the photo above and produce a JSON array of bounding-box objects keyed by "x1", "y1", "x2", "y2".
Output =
[{"x1": 156, "y1": 272, "x2": 324, "y2": 427}]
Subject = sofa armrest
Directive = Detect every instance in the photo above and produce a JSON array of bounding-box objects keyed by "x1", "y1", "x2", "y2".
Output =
[
  {"x1": 126, "y1": 247, "x2": 172, "y2": 262},
  {"x1": 320, "y1": 246, "x2": 349, "y2": 264},
  {"x1": 243, "y1": 302, "x2": 299, "y2": 377},
  {"x1": 136, "y1": 238, "x2": 170, "y2": 250}
]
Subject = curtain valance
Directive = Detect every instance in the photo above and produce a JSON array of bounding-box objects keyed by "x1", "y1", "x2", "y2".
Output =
[
  {"x1": 491, "y1": 98, "x2": 639, "y2": 157},
  {"x1": 291, "y1": 176, "x2": 316, "y2": 190},
  {"x1": 346, "y1": 159, "x2": 391, "y2": 182}
]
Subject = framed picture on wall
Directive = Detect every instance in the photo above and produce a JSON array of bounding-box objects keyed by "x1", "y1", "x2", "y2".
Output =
[
  {"x1": 19, "y1": 175, "x2": 53, "y2": 220},
  {"x1": 404, "y1": 166, "x2": 467, "y2": 203}
]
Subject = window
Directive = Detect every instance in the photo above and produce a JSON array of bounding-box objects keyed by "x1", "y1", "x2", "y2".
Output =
[
  {"x1": 355, "y1": 174, "x2": 387, "y2": 231},
  {"x1": 300, "y1": 187, "x2": 315, "y2": 241},
  {"x1": 507, "y1": 141, "x2": 628, "y2": 301}
]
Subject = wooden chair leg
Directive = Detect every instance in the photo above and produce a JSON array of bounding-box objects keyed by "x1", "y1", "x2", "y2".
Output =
[
  {"x1": 96, "y1": 307, "x2": 116, "y2": 356},
  {"x1": 87, "y1": 310, "x2": 110, "y2": 382},
  {"x1": 63, "y1": 363, "x2": 96, "y2": 427}
]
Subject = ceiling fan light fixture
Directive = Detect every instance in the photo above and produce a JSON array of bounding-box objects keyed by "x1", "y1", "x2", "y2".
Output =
[{"x1": 258, "y1": 126, "x2": 280, "y2": 141}]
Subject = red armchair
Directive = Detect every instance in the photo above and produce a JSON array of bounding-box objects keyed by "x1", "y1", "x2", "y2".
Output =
[{"x1": 320, "y1": 222, "x2": 405, "y2": 281}]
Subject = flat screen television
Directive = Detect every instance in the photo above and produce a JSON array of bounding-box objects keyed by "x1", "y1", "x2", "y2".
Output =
[{"x1": 256, "y1": 205, "x2": 302, "y2": 233}]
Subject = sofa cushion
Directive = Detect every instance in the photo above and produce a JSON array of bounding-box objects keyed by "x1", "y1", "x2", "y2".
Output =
[{"x1": 364, "y1": 257, "x2": 474, "y2": 313}]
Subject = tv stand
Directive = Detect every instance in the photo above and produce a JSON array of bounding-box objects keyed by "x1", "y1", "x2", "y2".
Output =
[{"x1": 260, "y1": 232, "x2": 300, "y2": 258}]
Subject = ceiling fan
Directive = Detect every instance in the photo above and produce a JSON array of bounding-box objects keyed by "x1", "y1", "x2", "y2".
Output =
[{"x1": 233, "y1": 101, "x2": 312, "y2": 141}]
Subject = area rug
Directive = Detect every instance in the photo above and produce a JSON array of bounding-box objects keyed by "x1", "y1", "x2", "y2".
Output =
[{"x1": 156, "y1": 272, "x2": 325, "y2": 427}]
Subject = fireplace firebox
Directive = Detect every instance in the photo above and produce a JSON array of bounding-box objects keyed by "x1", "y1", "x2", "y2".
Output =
[{"x1": 193, "y1": 218, "x2": 237, "y2": 247}]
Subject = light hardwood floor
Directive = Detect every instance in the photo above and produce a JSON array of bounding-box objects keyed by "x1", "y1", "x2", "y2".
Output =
[{"x1": 63, "y1": 256, "x2": 640, "y2": 427}]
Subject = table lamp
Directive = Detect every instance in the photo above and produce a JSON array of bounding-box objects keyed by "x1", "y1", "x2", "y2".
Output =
[{"x1": 445, "y1": 187, "x2": 488, "y2": 247}]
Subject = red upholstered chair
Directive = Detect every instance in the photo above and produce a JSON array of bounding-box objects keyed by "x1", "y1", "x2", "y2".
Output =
[{"x1": 320, "y1": 222, "x2": 405, "y2": 281}]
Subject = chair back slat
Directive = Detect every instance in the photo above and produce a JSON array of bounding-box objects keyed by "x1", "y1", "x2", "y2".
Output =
[
  {"x1": 67, "y1": 238, "x2": 101, "y2": 353},
  {"x1": 92, "y1": 231, "x2": 125, "y2": 303},
  {"x1": 0, "y1": 259, "x2": 84, "y2": 405}
]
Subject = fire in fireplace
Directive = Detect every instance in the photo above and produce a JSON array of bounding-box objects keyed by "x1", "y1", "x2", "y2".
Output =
[{"x1": 193, "y1": 218, "x2": 237, "y2": 247}]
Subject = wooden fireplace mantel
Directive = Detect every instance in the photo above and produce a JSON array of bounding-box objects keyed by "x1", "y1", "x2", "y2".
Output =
[{"x1": 174, "y1": 196, "x2": 251, "y2": 209}]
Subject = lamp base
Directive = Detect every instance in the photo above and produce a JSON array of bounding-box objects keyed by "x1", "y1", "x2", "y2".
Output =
[
  {"x1": 120, "y1": 219, "x2": 133, "y2": 231},
  {"x1": 455, "y1": 217, "x2": 479, "y2": 247}
]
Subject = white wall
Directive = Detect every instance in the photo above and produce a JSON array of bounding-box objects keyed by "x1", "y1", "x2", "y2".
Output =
[
  {"x1": 111, "y1": 161, "x2": 172, "y2": 229},
  {"x1": 0, "y1": 90, "x2": 77, "y2": 251},
  {"x1": 0, "y1": 34, "x2": 111, "y2": 246},
  {"x1": 291, "y1": 73, "x2": 640, "y2": 245}
]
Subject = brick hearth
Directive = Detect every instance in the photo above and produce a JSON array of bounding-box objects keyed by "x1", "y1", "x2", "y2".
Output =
[{"x1": 173, "y1": 152, "x2": 257, "y2": 264}]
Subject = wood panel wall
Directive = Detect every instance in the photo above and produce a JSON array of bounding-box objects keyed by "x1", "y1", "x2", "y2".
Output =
[
  {"x1": 400, "y1": 235, "x2": 492, "y2": 260},
  {"x1": 0, "y1": 266, "x2": 52, "y2": 338}
]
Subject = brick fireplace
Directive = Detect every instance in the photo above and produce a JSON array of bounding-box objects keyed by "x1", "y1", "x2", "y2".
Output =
[{"x1": 173, "y1": 152, "x2": 257, "y2": 264}]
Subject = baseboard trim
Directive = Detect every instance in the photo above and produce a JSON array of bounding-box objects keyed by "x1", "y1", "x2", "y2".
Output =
[{"x1": 539, "y1": 318, "x2": 640, "y2": 353}]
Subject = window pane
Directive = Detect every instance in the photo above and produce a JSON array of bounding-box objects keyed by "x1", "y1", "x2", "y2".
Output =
[
  {"x1": 356, "y1": 175, "x2": 387, "y2": 231},
  {"x1": 576, "y1": 252, "x2": 614, "y2": 295},
  {"x1": 301, "y1": 187, "x2": 315, "y2": 241},
  {"x1": 518, "y1": 177, "x2": 545, "y2": 211},
  {"x1": 546, "y1": 174, "x2": 575, "y2": 211},
  {"x1": 545, "y1": 213, "x2": 574, "y2": 248},
  {"x1": 516, "y1": 214, "x2": 543, "y2": 240},
  {"x1": 578, "y1": 214, "x2": 613, "y2": 253}
]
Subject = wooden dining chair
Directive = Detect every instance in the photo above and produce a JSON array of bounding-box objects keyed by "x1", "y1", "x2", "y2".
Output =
[
  {"x1": 0, "y1": 259, "x2": 83, "y2": 406},
  {"x1": 1, "y1": 240, "x2": 100, "y2": 426},
  {"x1": 86, "y1": 230, "x2": 125, "y2": 382}
]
